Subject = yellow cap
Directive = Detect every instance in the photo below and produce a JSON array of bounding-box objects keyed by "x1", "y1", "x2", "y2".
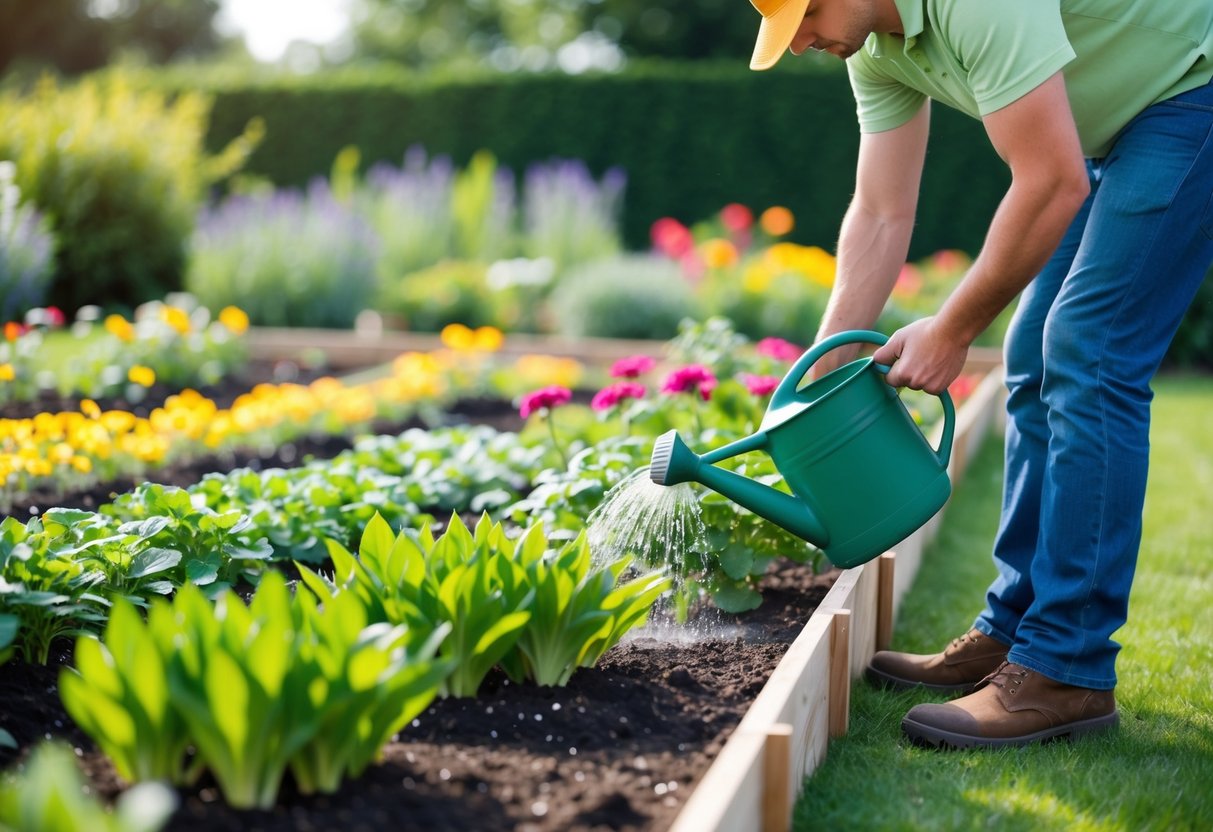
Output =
[{"x1": 749, "y1": 0, "x2": 812, "y2": 70}]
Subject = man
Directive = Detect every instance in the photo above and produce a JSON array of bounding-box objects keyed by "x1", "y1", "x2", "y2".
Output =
[{"x1": 747, "y1": 0, "x2": 1213, "y2": 748}]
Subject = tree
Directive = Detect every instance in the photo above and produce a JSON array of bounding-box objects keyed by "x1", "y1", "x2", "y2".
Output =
[
  {"x1": 0, "y1": 0, "x2": 223, "y2": 76},
  {"x1": 347, "y1": 0, "x2": 756, "y2": 70}
]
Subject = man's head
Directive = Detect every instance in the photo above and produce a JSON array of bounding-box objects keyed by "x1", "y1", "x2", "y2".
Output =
[{"x1": 749, "y1": 0, "x2": 884, "y2": 70}]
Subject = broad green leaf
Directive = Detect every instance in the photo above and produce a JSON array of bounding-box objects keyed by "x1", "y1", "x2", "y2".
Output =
[{"x1": 127, "y1": 547, "x2": 182, "y2": 579}]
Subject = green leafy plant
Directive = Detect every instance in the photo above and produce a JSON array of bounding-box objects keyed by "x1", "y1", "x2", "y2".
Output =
[
  {"x1": 499, "y1": 526, "x2": 670, "y2": 686},
  {"x1": 302, "y1": 513, "x2": 534, "y2": 698},
  {"x1": 59, "y1": 600, "x2": 193, "y2": 784},
  {"x1": 0, "y1": 743, "x2": 175, "y2": 832},
  {"x1": 61, "y1": 573, "x2": 450, "y2": 809},
  {"x1": 549, "y1": 254, "x2": 700, "y2": 340}
]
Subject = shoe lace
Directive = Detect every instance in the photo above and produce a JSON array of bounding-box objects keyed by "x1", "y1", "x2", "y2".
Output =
[{"x1": 979, "y1": 661, "x2": 1029, "y2": 690}]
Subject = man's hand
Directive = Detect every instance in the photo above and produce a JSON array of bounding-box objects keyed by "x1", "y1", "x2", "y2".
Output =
[{"x1": 871, "y1": 317, "x2": 967, "y2": 394}]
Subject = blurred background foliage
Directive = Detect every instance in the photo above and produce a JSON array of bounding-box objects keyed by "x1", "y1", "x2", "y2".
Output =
[{"x1": 0, "y1": 0, "x2": 1207, "y2": 367}]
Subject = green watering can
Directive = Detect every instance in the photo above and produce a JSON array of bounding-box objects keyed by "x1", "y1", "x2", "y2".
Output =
[{"x1": 649, "y1": 330, "x2": 955, "y2": 569}]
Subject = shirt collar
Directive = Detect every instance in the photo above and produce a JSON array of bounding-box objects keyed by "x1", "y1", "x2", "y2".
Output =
[{"x1": 865, "y1": 0, "x2": 925, "y2": 58}]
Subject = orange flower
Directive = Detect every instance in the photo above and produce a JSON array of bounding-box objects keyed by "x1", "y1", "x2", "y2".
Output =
[
  {"x1": 760, "y1": 206, "x2": 795, "y2": 237},
  {"x1": 700, "y1": 238, "x2": 740, "y2": 269}
]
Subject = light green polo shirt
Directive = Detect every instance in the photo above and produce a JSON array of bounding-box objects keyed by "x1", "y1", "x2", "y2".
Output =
[{"x1": 848, "y1": 0, "x2": 1213, "y2": 158}]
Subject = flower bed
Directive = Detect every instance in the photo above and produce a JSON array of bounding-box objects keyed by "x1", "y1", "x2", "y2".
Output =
[{"x1": 2, "y1": 315, "x2": 1004, "y2": 829}]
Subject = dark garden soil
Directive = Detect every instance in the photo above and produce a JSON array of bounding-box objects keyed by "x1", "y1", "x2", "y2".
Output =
[
  {"x1": 3, "y1": 358, "x2": 839, "y2": 830},
  {"x1": 0, "y1": 560, "x2": 836, "y2": 832}
]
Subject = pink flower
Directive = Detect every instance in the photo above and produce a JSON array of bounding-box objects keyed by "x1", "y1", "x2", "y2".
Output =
[
  {"x1": 739, "y1": 373, "x2": 780, "y2": 397},
  {"x1": 661, "y1": 365, "x2": 718, "y2": 402},
  {"x1": 720, "y1": 203, "x2": 754, "y2": 233},
  {"x1": 650, "y1": 217, "x2": 694, "y2": 258},
  {"x1": 44, "y1": 306, "x2": 66, "y2": 327},
  {"x1": 591, "y1": 382, "x2": 647, "y2": 412},
  {"x1": 755, "y1": 337, "x2": 802, "y2": 363},
  {"x1": 519, "y1": 385, "x2": 572, "y2": 419},
  {"x1": 609, "y1": 354, "x2": 656, "y2": 378}
]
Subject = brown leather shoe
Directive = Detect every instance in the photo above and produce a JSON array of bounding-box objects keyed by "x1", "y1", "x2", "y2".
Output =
[
  {"x1": 901, "y1": 661, "x2": 1119, "y2": 749},
  {"x1": 866, "y1": 629, "x2": 1009, "y2": 693}
]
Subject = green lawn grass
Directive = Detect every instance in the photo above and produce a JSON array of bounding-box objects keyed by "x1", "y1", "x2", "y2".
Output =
[{"x1": 793, "y1": 374, "x2": 1213, "y2": 832}]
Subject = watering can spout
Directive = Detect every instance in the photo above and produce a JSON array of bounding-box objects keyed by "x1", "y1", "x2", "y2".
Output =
[{"x1": 649, "y1": 430, "x2": 830, "y2": 548}]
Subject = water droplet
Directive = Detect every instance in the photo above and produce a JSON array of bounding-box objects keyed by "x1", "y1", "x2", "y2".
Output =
[
  {"x1": 532, "y1": 801, "x2": 549, "y2": 817},
  {"x1": 551, "y1": 703, "x2": 562, "y2": 711},
  {"x1": 439, "y1": 768, "x2": 451, "y2": 781}
]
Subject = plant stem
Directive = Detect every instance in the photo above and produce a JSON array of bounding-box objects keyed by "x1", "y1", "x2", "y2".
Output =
[{"x1": 545, "y1": 411, "x2": 568, "y2": 469}]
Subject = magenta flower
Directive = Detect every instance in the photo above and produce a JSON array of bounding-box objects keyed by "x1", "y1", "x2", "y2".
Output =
[
  {"x1": 591, "y1": 382, "x2": 647, "y2": 412},
  {"x1": 519, "y1": 385, "x2": 573, "y2": 419},
  {"x1": 739, "y1": 373, "x2": 780, "y2": 397},
  {"x1": 661, "y1": 365, "x2": 718, "y2": 402},
  {"x1": 755, "y1": 337, "x2": 803, "y2": 363},
  {"x1": 609, "y1": 354, "x2": 657, "y2": 379}
]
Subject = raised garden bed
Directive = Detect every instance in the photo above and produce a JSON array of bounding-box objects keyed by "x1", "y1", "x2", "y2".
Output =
[{"x1": 1, "y1": 332, "x2": 1005, "y2": 831}]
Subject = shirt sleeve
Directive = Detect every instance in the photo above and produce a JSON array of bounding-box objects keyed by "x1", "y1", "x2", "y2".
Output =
[
  {"x1": 937, "y1": 0, "x2": 1076, "y2": 116},
  {"x1": 847, "y1": 50, "x2": 928, "y2": 134}
]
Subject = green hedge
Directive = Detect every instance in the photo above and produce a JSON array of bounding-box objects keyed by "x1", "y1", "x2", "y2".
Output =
[{"x1": 159, "y1": 62, "x2": 1008, "y2": 260}]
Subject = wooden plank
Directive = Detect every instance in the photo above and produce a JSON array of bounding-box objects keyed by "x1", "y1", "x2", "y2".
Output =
[
  {"x1": 829, "y1": 610, "x2": 852, "y2": 738},
  {"x1": 667, "y1": 729, "x2": 766, "y2": 832},
  {"x1": 762, "y1": 724, "x2": 794, "y2": 832},
  {"x1": 876, "y1": 553, "x2": 896, "y2": 651}
]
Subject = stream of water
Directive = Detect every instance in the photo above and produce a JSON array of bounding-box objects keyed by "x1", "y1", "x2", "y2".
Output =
[{"x1": 587, "y1": 468, "x2": 730, "y2": 638}]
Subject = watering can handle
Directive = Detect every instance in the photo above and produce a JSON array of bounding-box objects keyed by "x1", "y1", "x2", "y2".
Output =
[{"x1": 772, "y1": 329, "x2": 955, "y2": 468}]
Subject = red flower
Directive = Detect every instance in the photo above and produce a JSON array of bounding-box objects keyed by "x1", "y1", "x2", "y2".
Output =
[
  {"x1": 755, "y1": 337, "x2": 802, "y2": 363},
  {"x1": 720, "y1": 203, "x2": 753, "y2": 233},
  {"x1": 519, "y1": 385, "x2": 572, "y2": 418},
  {"x1": 44, "y1": 306, "x2": 66, "y2": 327},
  {"x1": 591, "y1": 382, "x2": 647, "y2": 412},
  {"x1": 609, "y1": 354, "x2": 656, "y2": 378},
  {"x1": 661, "y1": 365, "x2": 718, "y2": 401},
  {"x1": 650, "y1": 217, "x2": 694, "y2": 259},
  {"x1": 739, "y1": 373, "x2": 780, "y2": 397},
  {"x1": 948, "y1": 373, "x2": 980, "y2": 404}
]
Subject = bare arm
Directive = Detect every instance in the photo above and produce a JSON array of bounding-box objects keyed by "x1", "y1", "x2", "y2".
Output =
[
  {"x1": 813, "y1": 103, "x2": 930, "y2": 375},
  {"x1": 874, "y1": 71, "x2": 1090, "y2": 392}
]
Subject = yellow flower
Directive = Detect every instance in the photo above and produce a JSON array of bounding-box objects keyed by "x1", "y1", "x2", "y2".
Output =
[
  {"x1": 80, "y1": 399, "x2": 101, "y2": 419},
  {"x1": 105, "y1": 314, "x2": 135, "y2": 342},
  {"x1": 440, "y1": 323, "x2": 475, "y2": 351},
  {"x1": 161, "y1": 305, "x2": 191, "y2": 335},
  {"x1": 0, "y1": 363, "x2": 14, "y2": 382},
  {"x1": 128, "y1": 365, "x2": 156, "y2": 387},
  {"x1": 700, "y1": 238, "x2": 740, "y2": 269},
  {"x1": 70, "y1": 455, "x2": 93, "y2": 474},
  {"x1": 742, "y1": 263, "x2": 773, "y2": 293},
  {"x1": 218, "y1": 306, "x2": 250, "y2": 335},
  {"x1": 472, "y1": 326, "x2": 504, "y2": 352},
  {"x1": 760, "y1": 206, "x2": 795, "y2": 237}
]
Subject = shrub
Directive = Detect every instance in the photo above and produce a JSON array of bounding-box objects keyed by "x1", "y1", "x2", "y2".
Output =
[
  {"x1": 377, "y1": 260, "x2": 498, "y2": 332},
  {"x1": 0, "y1": 75, "x2": 257, "y2": 313},
  {"x1": 519, "y1": 159, "x2": 625, "y2": 270},
  {"x1": 186, "y1": 179, "x2": 378, "y2": 328},
  {"x1": 550, "y1": 254, "x2": 699, "y2": 340},
  {"x1": 0, "y1": 162, "x2": 54, "y2": 321}
]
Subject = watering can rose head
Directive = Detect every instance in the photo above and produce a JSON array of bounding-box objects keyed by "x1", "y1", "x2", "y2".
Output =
[
  {"x1": 660, "y1": 365, "x2": 717, "y2": 402},
  {"x1": 519, "y1": 385, "x2": 572, "y2": 418}
]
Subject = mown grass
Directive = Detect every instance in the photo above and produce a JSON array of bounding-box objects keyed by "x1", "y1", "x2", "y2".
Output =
[{"x1": 793, "y1": 374, "x2": 1213, "y2": 832}]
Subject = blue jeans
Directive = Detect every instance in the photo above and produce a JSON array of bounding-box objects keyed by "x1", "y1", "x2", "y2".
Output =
[{"x1": 973, "y1": 78, "x2": 1213, "y2": 689}]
